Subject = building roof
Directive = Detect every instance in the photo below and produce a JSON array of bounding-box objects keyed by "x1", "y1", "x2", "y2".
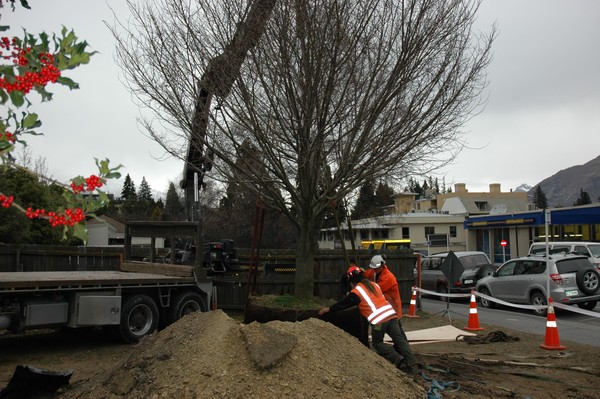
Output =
[
  {"x1": 86, "y1": 215, "x2": 125, "y2": 233},
  {"x1": 441, "y1": 197, "x2": 529, "y2": 216}
]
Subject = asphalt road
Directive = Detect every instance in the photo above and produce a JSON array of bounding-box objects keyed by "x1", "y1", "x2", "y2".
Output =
[{"x1": 416, "y1": 296, "x2": 600, "y2": 347}]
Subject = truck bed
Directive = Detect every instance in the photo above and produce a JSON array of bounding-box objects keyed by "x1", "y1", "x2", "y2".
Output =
[{"x1": 0, "y1": 270, "x2": 197, "y2": 293}]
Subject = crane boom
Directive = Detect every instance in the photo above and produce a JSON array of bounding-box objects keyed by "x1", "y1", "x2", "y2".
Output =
[{"x1": 182, "y1": 0, "x2": 277, "y2": 221}]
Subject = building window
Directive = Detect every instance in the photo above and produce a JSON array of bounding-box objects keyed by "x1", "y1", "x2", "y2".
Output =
[
  {"x1": 402, "y1": 227, "x2": 409, "y2": 239},
  {"x1": 425, "y1": 226, "x2": 435, "y2": 236},
  {"x1": 450, "y1": 226, "x2": 457, "y2": 238}
]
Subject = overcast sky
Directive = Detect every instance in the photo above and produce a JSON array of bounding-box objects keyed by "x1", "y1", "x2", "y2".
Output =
[{"x1": 5, "y1": 0, "x2": 600, "y2": 199}]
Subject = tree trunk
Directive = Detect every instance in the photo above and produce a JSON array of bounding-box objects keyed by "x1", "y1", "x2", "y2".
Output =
[{"x1": 294, "y1": 216, "x2": 319, "y2": 299}]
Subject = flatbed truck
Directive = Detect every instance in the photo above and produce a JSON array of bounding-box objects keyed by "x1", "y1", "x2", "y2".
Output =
[{"x1": 0, "y1": 261, "x2": 212, "y2": 344}]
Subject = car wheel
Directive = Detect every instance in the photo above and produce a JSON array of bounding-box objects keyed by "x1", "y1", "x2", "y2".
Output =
[
  {"x1": 577, "y1": 301, "x2": 597, "y2": 310},
  {"x1": 475, "y1": 264, "x2": 496, "y2": 280},
  {"x1": 478, "y1": 287, "x2": 495, "y2": 309},
  {"x1": 530, "y1": 291, "x2": 547, "y2": 316},
  {"x1": 436, "y1": 284, "x2": 448, "y2": 301},
  {"x1": 576, "y1": 268, "x2": 600, "y2": 295}
]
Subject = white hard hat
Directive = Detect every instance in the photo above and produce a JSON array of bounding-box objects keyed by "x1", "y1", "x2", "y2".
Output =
[{"x1": 370, "y1": 255, "x2": 385, "y2": 269}]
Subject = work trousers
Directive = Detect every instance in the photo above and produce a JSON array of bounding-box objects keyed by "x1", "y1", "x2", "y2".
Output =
[{"x1": 371, "y1": 318, "x2": 417, "y2": 367}]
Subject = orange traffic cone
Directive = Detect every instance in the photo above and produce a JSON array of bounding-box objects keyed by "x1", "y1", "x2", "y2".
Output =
[
  {"x1": 405, "y1": 288, "x2": 420, "y2": 318},
  {"x1": 540, "y1": 298, "x2": 566, "y2": 350},
  {"x1": 464, "y1": 291, "x2": 484, "y2": 331}
]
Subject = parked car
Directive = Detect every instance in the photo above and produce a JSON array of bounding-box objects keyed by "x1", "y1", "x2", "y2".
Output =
[
  {"x1": 417, "y1": 251, "x2": 497, "y2": 300},
  {"x1": 476, "y1": 254, "x2": 600, "y2": 316},
  {"x1": 528, "y1": 241, "x2": 600, "y2": 268}
]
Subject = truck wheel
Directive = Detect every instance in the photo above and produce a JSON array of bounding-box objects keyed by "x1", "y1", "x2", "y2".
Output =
[
  {"x1": 114, "y1": 294, "x2": 159, "y2": 344},
  {"x1": 167, "y1": 292, "x2": 206, "y2": 325}
]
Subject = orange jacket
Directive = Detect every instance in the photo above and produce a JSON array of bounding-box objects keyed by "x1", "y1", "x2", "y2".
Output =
[
  {"x1": 364, "y1": 265, "x2": 403, "y2": 318},
  {"x1": 351, "y1": 281, "x2": 397, "y2": 325}
]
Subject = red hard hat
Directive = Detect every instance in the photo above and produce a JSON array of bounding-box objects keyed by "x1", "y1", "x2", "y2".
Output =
[{"x1": 347, "y1": 265, "x2": 363, "y2": 280}]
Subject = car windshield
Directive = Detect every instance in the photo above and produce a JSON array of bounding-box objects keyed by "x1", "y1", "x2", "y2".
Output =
[
  {"x1": 555, "y1": 258, "x2": 593, "y2": 274},
  {"x1": 458, "y1": 255, "x2": 489, "y2": 269}
]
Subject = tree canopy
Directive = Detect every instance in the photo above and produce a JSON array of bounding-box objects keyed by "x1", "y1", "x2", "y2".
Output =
[{"x1": 112, "y1": 0, "x2": 495, "y2": 297}]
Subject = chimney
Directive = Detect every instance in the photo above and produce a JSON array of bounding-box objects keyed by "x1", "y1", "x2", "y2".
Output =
[
  {"x1": 489, "y1": 183, "x2": 501, "y2": 193},
  {"x1": 455, "y1": 183, "x2": 467, "y2": 193}
]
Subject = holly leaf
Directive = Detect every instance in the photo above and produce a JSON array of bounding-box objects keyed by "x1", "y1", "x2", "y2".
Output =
[
  {"x1": 22, "y1": 112, "x2": 41, "y2": 129},
  {"x1": 56, "y1": 76, "x2": 79, "y2": 90},
  {"x1": 72, "y1": 223, "x2": 88, "y2": 244},
  {"x1": 8, "y1": 91, "x2": 25, "y2": 107}
]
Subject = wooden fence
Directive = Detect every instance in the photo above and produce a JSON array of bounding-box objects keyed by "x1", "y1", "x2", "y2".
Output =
[
  {"x1": 0, "y1": 245, "x2": 417, "y2": 309},
  {"x1": 0, "y1": 245, "x2": 123, "y2": 272}
]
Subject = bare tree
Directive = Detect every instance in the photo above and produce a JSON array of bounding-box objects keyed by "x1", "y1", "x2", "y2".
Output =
[{"x1": 110, "y1": 0, "x2": 495, "y2": 298}]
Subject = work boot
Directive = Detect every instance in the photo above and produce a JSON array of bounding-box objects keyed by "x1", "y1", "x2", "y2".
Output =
[{"x1": 393, "y1": 355, "x2": 405, "y2": 369}]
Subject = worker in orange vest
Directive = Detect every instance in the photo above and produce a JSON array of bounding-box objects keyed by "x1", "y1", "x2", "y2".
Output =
[
  {"x1": 320, "y1": 266, "x2": 416, "y2": 372},
  {"x1": 365, "y1": 255, "x2": 416, "y2": 367}
]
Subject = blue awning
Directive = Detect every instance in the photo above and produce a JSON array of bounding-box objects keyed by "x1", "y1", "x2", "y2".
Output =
[{"x1": 464, "y1": 205, "x2": 600, "y2": 229}]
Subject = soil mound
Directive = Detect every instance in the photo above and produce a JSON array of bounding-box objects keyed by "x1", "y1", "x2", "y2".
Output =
[{"x1": 59, "y1": 310, "x2": 424, "y2": 399}]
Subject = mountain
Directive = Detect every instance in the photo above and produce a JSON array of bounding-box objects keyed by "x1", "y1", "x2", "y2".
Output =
[
  {"x1": 528, "y1": 155, "x2": 600, "y2": 207},
  {"x1": 514, "y1": 184, "x2": 532, "y2": 193}
]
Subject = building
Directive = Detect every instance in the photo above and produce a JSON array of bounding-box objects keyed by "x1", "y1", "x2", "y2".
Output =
[
  {"x1": 86, "y1": 216, "x2": 165, "y2": 249},
  {"x1": 464, "y1": 203, "x2": 600, "y2": 264},
  {"x1": 86, "y1": 215, "x2": 125, "y2": 246},
  {"x1": 437, "y1": 183, "x2": 529, "y2": 215},
  {"x1": 319, "y1": 183, "x2": 529, "y2": 255}
]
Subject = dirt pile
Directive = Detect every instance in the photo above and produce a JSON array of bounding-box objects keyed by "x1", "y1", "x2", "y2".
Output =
[{"x1": 58, "y1": 310, "x2": 424, "y2": 399}]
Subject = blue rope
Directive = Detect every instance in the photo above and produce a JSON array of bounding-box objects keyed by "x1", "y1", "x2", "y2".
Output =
[{"x1": 419, "y1": 370, "x2": 460, "y2": 399}]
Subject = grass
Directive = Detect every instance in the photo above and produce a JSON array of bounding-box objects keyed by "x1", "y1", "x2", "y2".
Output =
[{"x1": 250, "y1": 294, "x2": 335, "y2": 310}]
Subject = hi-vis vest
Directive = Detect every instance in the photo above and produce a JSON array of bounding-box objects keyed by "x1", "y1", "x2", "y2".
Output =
[{"x1": 352, "y1": 281, "x2": 397, "y2": 325}]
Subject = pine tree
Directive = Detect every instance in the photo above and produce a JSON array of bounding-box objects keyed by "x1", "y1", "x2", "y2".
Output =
[
  {"x1": 374, "y1": 182, "x2": 395, "y2": 209},
  {"x1": 121, "y1": 174, "x2": 137, "y2": 200},
  {"x1": 351, "y1": 180, "x2": 376, "y2": 219},
  {"x1": 574, "y1": 188, "x2": 591, "y2": 206},
  {"x1": 533, "y1": 185, "x2": 548, "y2": 209},
  {"x1": 164, "y1": 182, "x2": 184, "y2": 221},
  {"x1": 138, "y1": 177, "x2": 153, "y2": 202}
]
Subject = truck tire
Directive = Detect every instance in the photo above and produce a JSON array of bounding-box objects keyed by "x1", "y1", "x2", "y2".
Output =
[
  {"x1": 114, "y1": 294, "x2": 159, "y2": 344},
  {"x1": 167, "y1": 291, "x2": 205, "y2": 325}
]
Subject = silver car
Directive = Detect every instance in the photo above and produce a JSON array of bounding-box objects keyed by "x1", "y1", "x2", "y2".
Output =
[{"x1": 476, "y1": 254, "x2": 600, "y2": 316}]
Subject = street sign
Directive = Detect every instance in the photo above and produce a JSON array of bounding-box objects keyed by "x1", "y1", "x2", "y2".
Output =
[{"x1": 500, "y1": 239, "x2": 507, "y2": 247}]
